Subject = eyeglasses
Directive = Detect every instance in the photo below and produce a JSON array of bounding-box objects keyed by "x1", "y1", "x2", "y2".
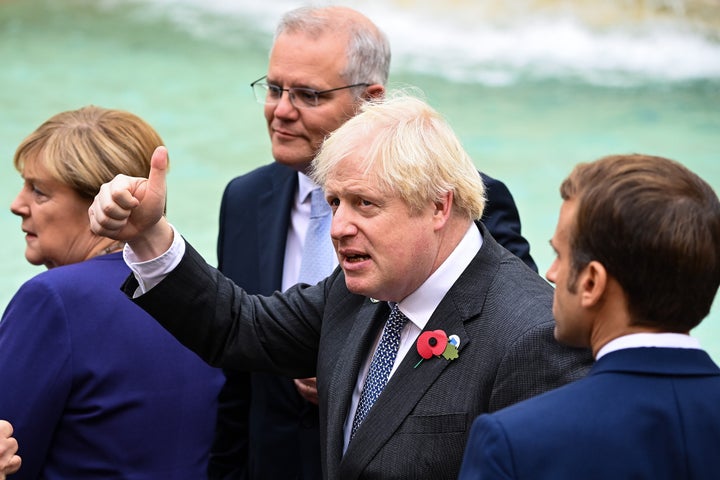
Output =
[{"x1": 250, "y1": 75, "x2": 370, "y2": 109}]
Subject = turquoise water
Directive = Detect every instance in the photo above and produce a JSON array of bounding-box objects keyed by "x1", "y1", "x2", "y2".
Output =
[{"x1": 1, "y1": 0, "x2": 719, "y2": 358}]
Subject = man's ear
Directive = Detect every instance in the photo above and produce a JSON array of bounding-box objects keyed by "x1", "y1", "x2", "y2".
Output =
[
  {"x1": 579, "y1": 260, "x2": 607, "y2": 308},
  {"x1": 364, "y1": 84, "x2": 385, "y2": 101},
  {"x1": 432, "y1": 191, "x2": 453, "y2": 230}
]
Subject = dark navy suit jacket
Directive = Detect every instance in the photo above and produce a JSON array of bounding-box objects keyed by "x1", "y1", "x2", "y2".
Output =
[
  {"x1": 459, "y1": 347, "x2": 720, "y2": 480},
  {"x1": 211, "y1": 161, "x2": 537, "y2": 479}
]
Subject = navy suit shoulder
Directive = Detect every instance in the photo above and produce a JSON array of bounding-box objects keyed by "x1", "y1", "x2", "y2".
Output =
[
  {"x1": 459, "y1": 347, "x2": 720, "y2": 480},
  {"x1": 480, "y1": 172, "x2": 536, "y2": 272}
]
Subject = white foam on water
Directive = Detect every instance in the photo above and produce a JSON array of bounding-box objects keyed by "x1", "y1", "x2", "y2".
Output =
[
  {"x1": 99, "y1": 0, "x2": 720, "y2": 85},
  {"x1": 387, "y1": 15, "x2": 720, "y2": 85}
]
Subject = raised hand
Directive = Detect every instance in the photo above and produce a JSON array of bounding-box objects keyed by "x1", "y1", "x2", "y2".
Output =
[{"x1": 89, "y1": 146, "x2": 174, "y2": 260}]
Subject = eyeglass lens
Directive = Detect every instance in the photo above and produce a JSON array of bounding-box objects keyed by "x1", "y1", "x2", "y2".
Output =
[{"x1": 253, "y1": 84, "x2": 320, "y2": 108}]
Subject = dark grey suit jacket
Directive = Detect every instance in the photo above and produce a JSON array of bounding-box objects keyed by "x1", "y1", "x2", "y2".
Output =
[
  {"x1": 213, "y1": 163, "x2": 537, "y2": 480},
  {"x1": 125, "y1": 223, "x2": 591, "y2": 480}
]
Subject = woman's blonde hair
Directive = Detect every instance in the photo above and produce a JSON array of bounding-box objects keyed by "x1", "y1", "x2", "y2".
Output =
[{"x1": 14, "y1": 105, "x2": 164, "y2": 199}]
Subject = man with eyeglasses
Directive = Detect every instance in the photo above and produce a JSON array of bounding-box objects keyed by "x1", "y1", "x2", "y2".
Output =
[{"x1": 213, "y1": 6, "x2": 537, "y2": 480}]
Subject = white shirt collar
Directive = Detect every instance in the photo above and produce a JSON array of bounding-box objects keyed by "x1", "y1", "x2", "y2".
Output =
[
  {"x1": 297, "y1": 172, "x2": 318, "y2": 205},
  {"x1": 596, "y1": 332, "x2": 702, "y2": 360},
  {"x1": 398, "y1": 222, "x2": 482, "y2": 331}
]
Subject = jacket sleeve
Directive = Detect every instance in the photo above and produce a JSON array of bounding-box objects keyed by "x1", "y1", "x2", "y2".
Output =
[
  {"x1": 123, "y1": 241, "x2": 323, "y2": 377},
  {"x1": 0, "y1": 279, "x2": 72, "y2": 479}
]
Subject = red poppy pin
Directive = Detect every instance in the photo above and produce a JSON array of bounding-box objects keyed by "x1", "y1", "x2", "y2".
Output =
[{"x1": 414, "y1": 330, "x2": 460, "y2": 368}]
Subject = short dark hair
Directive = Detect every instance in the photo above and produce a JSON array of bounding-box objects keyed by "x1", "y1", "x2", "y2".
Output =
[{"x1": 560, "y1": 154, "x2": 720, "y2": 331}]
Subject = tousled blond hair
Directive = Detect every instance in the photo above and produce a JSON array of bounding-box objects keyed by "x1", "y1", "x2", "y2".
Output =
[{"x1": 311, "y1": 92, "x2": 486, "y2": 220}]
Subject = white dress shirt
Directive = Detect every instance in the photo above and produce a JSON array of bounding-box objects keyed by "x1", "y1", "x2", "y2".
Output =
[{"x1": 282, "y1": 172, "x2": 338, "y2": 291}]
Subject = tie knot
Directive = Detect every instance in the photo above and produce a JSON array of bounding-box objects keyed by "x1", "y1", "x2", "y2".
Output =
[{"x1": 310, "y1": 188, "x2": 330, "y2": 218}]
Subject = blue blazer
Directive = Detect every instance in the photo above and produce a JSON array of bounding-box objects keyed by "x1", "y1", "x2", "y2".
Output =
[
  {"x1": 212, "y1": 162, "x2": 537, "y2": 479},
  {"x1": 458, "y1": 347, "x2": 720, "y2": 480},
  {"x1": 0, "y1": 253, "x2": 224, "y2": 479}
]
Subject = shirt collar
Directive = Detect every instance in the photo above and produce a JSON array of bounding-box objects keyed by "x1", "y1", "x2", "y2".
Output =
[
  {"x1": 398, "y1": 222, "x2": 482, "y2": 331},
  {"x1": 596, "y1": 332, "x2": 702, "y2": 360},
  {"x1": 297, "y1": 172, "x2": 319, "y2": 205}
]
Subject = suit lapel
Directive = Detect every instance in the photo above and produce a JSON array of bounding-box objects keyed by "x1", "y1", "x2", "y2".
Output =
[
  {"x1": 325, "y1": 299, "x2": 389, "y2": 479},
  {"x1": 256, "y1": 165, "x2": 297, "y2": 293},
  {"x1": 340, "y1": 307, "x2": 470, "y2": 479}
]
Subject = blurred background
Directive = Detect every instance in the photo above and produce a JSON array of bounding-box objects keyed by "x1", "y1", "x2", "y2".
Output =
[{"x1": 1, "y1": 0, "x2": 719, "y2": 357}]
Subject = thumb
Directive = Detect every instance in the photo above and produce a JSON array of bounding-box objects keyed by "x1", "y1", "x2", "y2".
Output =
[{"x1": 147, "y1": 146, "x2": 169, "y2": 196}]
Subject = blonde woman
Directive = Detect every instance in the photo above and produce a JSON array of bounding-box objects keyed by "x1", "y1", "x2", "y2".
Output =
[{"x1": 0, "y1": 106, "x2": 223, "y2": 479}]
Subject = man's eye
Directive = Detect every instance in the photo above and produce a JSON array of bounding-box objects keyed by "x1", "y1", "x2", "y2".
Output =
[
  {"x1": 267, "y1": 85, "x2": 283, "y2": 98},
  {"x1": 294, "y1": 89, "x2": 319, "y2": 105}
]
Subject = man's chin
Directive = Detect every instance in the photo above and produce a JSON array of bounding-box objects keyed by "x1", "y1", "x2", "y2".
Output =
[
  {"x1": 272, "y1": 149, "x2": 313, "y2": 172},
  {"x1": 344, "y1": 278, "x2": 379, "y2": 301}
]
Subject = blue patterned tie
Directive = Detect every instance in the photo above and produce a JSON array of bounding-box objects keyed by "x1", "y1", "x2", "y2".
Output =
[
  {"x1": 350, "y1": 304, "x2": 409, "y2": 438},
  {"x1": 298, "y1": 188, "x2": 333, "y2": 284}
]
